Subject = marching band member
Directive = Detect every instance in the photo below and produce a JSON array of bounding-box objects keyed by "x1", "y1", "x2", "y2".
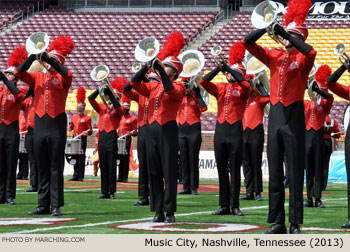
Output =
[
  {"x1": 0, "y1": 45, "x2": 27, "y2": 205},
  {"x1": 326, "y1": 58, "x2": 350, "y2": 228},
  {"x1": 69, "y1": 87, "x2": 92, "y2": 181},
  {"x1": 323, "y1": 114, "x2": 340, "y2": 191},
  {"x1": 200, "y1": 41, "x2": 251, "y2": 217},
  {"x1": 177, "y1": 78, "x2": 207, "y2": 195},
  {"x1": 16, "y1": 35, "x2": 74, "y2": 216},
  {"x1": 244, "y1": 0, "x2": 316, "y2": 233},
  {"x1": 88, "y1": 77, "x2": 124, "y2": 199},
  {"x1": 241, "y1": 80, "x2": 269, "y2": 201},
  {"x1": 303, "y1": 76, "x2": 333, "y2": 209},
  {"x1": 117, "y1": 97, "x2": 138, "y2": 183},
  {"x1": 17, "y1": 110, "x2": 29, "y2": 180}
]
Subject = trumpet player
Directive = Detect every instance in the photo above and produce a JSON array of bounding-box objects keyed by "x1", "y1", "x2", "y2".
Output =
[
  {"x1": 88, "y1": 78, "x2": 125, "y2": 200},
  {"x1": 303, "y1": 77, "x2": 333, "y2": 209},
  {"x1": 200, "y1": 41, "x2": 251, "y2": 217},
  {"x1": 177, "y1": 77, "x2": 207, "y2": 195},
  {"x1": 68, "y1": 87, "x2": 92, "y2": 182},
  {"x1": 241, "y1": 79, "x2": 270, "y2": 202},
  {"x1": 326, "y1": 54, "x2": 350, "y2": 228},
  {"x1": 0, "y1": 45, "x2": 27, "y2": 205},
  {"x1": 16, "y1": 35, "x2": 74, "y2": 216},
  {"x1": 244, "y1": 0, "x2": 316, "y2": 234}
]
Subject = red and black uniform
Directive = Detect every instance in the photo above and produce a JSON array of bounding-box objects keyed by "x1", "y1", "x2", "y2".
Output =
[
  {"x1": 177, "y1": 89, "x2": 207, "y2": 193},
  {"x1": 242, "y1": 92, "x2": 269, "y2": 197},
  {"x1": 69, "y1": 114, "x2": 92, "y2": 181},
  {"x1": 16, "y1": 69, "x2": 72, "y2": 210},
  {"x1": 323, "y1": 115, "x2": 340, "y2": 191},
  {"x1": 0, "y1": 80, "x2": 25, "y2": 204},
  {"x1": 304, "y1": 97, "x2": 333, "y2": 201},
  {"x1": 17, "y1": 110, "x2": 28, "y2": 180},
  {"x1": 200, "y1": 72, "x2": 251, "y2": 211},
  {"x1": 123, "y1": 87, "x2": 150, "y2": 202},
  {"x1": 88, "y1": 92, "x2": 124, "y2": 197},
  {"x1": 244, "y1": 37, "x2": 316, "y2": 225},
  {"x1": 131, "y1": 77, "x2": 185, "y2": 214},
  {"x1": 117, "y1": 112, "x2": 137, "y2": 182}
]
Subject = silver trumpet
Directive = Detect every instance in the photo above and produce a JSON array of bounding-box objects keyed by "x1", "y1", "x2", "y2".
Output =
[
  {"x1": 334, "y1": 43, "x2": 350, "y2": 69},
  {"x1": 210, "y1": 45, "x2": 227, "y2": 67}
]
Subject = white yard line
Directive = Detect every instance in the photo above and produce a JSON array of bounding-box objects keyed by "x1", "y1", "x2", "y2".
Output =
[{"x1": 11, "y1": 197, "x2": 347, "y2": 234}]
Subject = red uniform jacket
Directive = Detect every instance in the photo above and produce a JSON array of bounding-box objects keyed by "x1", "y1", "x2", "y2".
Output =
[
  {"x1": 117, "y1": 113, "x2": 138, "y2": 137},
  {"x1": 89, "y1": 100, "x2": 124, "y2": 133},
  {"x1": 131, "y1": 80, "x2": 186, "y2": 125},
  {"x1": 177, "y1": 90, "x2": 207, "y2": 125},
  {"x1": 0, "y1": 86, "x2": 25, "y2": 125},
  {"x1": 243, "y1": 93, "x2": 270, "y2": 130},
  {"x1": 327, "y1": 81, "x2": 350, "y2": 101},
  {"x1": 200, "y1": 79, "x2": 251, "y2": 125},
  {"x1": 123, "y1": 89, "x2": 149, "y2": 128},
  {"x1": 21, "y1": 97, "x2": 35, "y2": 129},
  {"x1": 15, "y1": 70, "x2": 72, "y2": 118},
  {"x1": 323, "y1": 115, "x2": 340, "y2": 139},
  {"x1": 244, "y1": 42, "x2": 316, "y2": 106},
  {"x1": 69, "y1": 114, "x2": 92, "y2": 137},
  {"x1": 304, "y1": 97, "x2": 333, "y2": 131},
  {"x1": 19, "y1": 112, "x2": 27, "y2": 134}
]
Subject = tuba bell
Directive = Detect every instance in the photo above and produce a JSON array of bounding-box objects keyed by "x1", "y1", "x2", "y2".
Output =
[
  {"x1": 210, "y1": 45, "x2": 226, "y2": 67},
  {"x1": 90, "y1": 65, "x2": 118, "y2": 108},
  {"x1": 307, "y1": 62, "x2": 321, "y2": 107},
  {"x1": 245, "y1": 52, "x2": 270, "y2": 93},
  {"x1": 26, "y1": 32, "x2": 50, "y2": 59},
  {"x1": 334, "y1": 43, "x2": 350, "y2": 69},
  {"x1": 251, "y1": 1, "x2": 288, "y2": 46}
]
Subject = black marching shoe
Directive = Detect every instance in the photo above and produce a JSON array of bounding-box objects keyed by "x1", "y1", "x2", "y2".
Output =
[
  {"x1": 68, "y1": 178, "x2": 79, "y2": 181},
  {"x1": 289, "y1": 224, "x2": 302, "y2": 234},
  {"x1": 212, "y1": 206, "x2": 231, "y2": 215},
  {"x1": 133, "y1": 198, "x2": 149, "y2": 206},
  {"x1": 240, "y1": 192, "x2": 255, "y2": 200},
  {"x1": 96, "y1": 194, "x2": 110, "y2": 199},
  {"x1": 262, "y1": 223, "x2": 287, "y2": 234},
  {"x1": 109, "y1": 194, "x2": 116, "y2": 199},
  {"x1": 303, "y1": 198, "x2": 313, "y2": 207},
  {"x1": 24, "y1": 187, "x2": 37, "y2": 192},
  {"x1": 191, "y1": 189, "x2": 198, "y2": 195},
  {"x1": 178, "y1": 189, "x2": 191, "y2": 194},
  {"x1": 341, "y1": 221, "x2": 350, "y2": 228},
  {"x1": 232, "y1": 207, "x2": 244, "y2": 216},
  {"x1": 164, "y1": 212, "x2": 176, "y2": 223},
  {"x1": 16, "y1": 174, "x2": 23, "y2": 180},
  {"x1": 28, "y1": 207, "x2": 50, "y2": 215},
  {"x1": 5, "y1": 198, "x2": 16, "y2": 205},
  {"x1": 256, "y1": 194, "x2": 263, "y2": 201},
  {"x1": 51, "y1": 208, "x2": 62, "y2": 216},
  {"x1": 315, "y1": 199, "x2": 325, "y2": 208},
  {"x1": 152, "y1": 211, "x2": 165, "y2": 222}
]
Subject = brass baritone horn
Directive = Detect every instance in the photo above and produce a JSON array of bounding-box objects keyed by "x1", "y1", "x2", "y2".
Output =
[
  {"x1": 210, "y1": 45, "x2": 226, "y2": 67},
  {"x1": 307, "y1": 62, "x2": 321, "y2": 107},
  {"x1": 131, "y1": 62, "x2": 142, "y2": 73},
  {"x1": 90, "y1": 65, "x2": 118, "y2": 108},
  {"x1": 135, "y1": 37, "x2": 160, "y2": 63},
  {"x1": 251, "y1": 1, "x2": 289, "y2": 47},
  {"x1": 245, "y1": 52, "x2": 270, "y2": 93},
  {"x1": 334, "y1": 44, "x2": 350, "y2": 69},
  {"x1": 178, "y1": 50, "x2": 205, "y2": 78},
  {"x1": 26, "y1": 32, "x2": 50, "y2": 61}
]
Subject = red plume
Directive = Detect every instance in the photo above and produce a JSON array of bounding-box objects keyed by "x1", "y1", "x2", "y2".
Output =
[
  {"x1": 76, "y1": 86, "x2": 86, "y2": 104},
  {"x1": 7, "y1": 45, "x2": 28, "y2": 68},
  {"x1": 111, "y1": 77, "x2": 128, "y2": 93},
  {"x1": 158, "y1": 31, "x2": 185, "y2": 61},
  {"x1": 47, "y1": 35, "x2": 75, "y2": 56},
  {"x1": 228, "y1": 41, "x2": 246, "y2": 66},
  {"x1": 315, "y1": 65, "x2": 332, "y2": 83},
  {"x1": 282, "y1": 0, "x2": 312, "y2": 26}
]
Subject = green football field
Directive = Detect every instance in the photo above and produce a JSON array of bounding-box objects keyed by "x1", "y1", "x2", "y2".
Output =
[{"x1": 1, "y1": 177, "x2": 349, "y2": 234}]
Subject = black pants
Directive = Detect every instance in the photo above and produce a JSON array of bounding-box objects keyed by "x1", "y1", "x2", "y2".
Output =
[
  {"x1": 26, "y1": 127, "x2": 38, "y2": 189},
  {"x1": 322, "y1": 138, "x2": 332, "y2": 191},
  {"x1": 267, "y1": 102, "x2": 305, "y2": 224},
  {"x1": 242, "y1": 124, "x2": 264, "y2": 194},
  {"x1": 214, "y1": 121, "x2": 243, "y2": 208},
  {"x1": 0, "y1": 121, "x2": 19, "y2": 202},
  {"x1": 137, "y1": 125, "x2": 149, "y2": 199},
  {"x1": 305, "y1": 129, "x2": 324, "y2": 199},
  {"x1": 117, "y1": 136, "x2": 131, "y2": 181},
  {"x1": 344, "y1": 126, "x2": 350, "y2": 220},
  {"x1": 147, "y1": 121, "x2": 179, "y2": 213},
  {"x1": 34, "y1": 113, "x2": 67, "y2": 209},
  {"x1": 72, "y1": 136, "x2": 87, "y2": 180},
  {"x1": 18, "y1": 153, "x2": 29, "y2": 179},
  {"x1": 98, "y1": 130, "x2": 117, "y2": 195},
  {"x1": 178, "y1": 122, "x2": 201, "y2": 191}
]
